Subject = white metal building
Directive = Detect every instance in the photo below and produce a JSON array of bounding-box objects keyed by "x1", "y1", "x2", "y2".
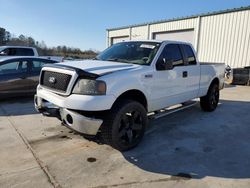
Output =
[{"x1": 107, "y1": 6, "x2": 250, "y2": 68}]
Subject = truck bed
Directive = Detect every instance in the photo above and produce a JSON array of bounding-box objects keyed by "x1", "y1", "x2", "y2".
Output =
[
  {"x1": 200, "y1": 62, "x2": 225, "y2": 65},
  {"x1": 199, "y1": 62, "x2": 225, "y2": 97}
]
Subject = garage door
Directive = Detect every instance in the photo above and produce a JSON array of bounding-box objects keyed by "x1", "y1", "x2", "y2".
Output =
[
  {"x1": 111, "y1": 36, "x2": 129, "y2": 45},
  {"x1": 153, "y1": 30, "x2": 195, "y2": 45}
]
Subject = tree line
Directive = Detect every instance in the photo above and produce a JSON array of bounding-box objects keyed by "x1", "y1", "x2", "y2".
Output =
[{"x1": 0, "y1": 27, "x2": 98, "y2": 59}]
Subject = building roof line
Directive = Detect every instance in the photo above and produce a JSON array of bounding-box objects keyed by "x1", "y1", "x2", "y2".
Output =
[{"x1": 107, "y1": 5, "x2": 250, "y2": 31}]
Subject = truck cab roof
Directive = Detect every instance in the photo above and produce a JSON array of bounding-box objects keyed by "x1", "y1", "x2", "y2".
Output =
[{"x1": 117, "y1": 39, "x2": 192, "y2": 46}]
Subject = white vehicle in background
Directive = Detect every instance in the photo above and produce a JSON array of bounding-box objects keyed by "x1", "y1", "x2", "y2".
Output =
[
  {"x1": 0, "y1": 46, "x2": 39, "y2": 56},
  {"x1": 0, "y1": 46, "x2": 64, "y2": 62},
  {"x1": 35, "y1": 40, "x2": 225, "y2": 151},
  {"x1": 42, "y1": 56, "x2": 64, "y2": 62}
]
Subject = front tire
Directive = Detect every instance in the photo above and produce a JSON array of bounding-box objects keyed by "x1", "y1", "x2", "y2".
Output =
[
  {"x1": 101, "y1": 100, "x2": 148, "y2": 151},
  {"x1": 200, "y1": 83, "x2": 220, "y2": 112}
]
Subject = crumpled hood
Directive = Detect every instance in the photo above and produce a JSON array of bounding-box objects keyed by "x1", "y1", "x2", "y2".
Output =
[{"x1": 57, "y1": 60, "x2": 140, "y2": 75}]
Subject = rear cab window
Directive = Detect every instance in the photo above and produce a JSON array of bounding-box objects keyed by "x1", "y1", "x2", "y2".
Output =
[{"x1": 182, "y1": 44, "x2": 197, "y2": 65}]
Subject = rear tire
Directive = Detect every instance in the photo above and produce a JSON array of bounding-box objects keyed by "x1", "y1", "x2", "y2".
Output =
[
  {"x1": 200, "y1": 83, "x2": 220, "y2": 112},
  {"x1": 101, "y1": 100, "x2": 148, "y2": 151}
]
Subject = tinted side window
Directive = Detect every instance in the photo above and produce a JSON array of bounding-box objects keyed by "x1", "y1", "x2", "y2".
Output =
[
  {"x1": 0, "y1": 61, "x2": 28, "y2": 75},
  {"x1": 0, "y1": 62, "x2": 18, "y2": 74},
  {"x1": 9, "y1": 48, "x2": 17, "y2": 55},
  {"x1": 16, "y1": 48, "x2": 34, "y2": 56},
  {"x1": 20, "y1": 61, "x2": 29, "y2": 71},
  {"x1": 183, "y1": 45, "x2": 196, "y2": 65},
  {"x1": 164, "y1": 44, "x2": 184, "y2": 66},
  {"x1": 31, "y1": 60, "x2": 46, "y2": 72}
]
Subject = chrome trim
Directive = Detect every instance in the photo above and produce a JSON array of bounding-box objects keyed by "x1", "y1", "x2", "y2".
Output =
[
  {"x1": 39, "y1": 67, "x2": 78, "y2": 96},
  {"x1": 34, "y1": 95, "x2": 103, "y2": 135},
  {"x1": 60, "y1": 108, "x2": 103, "y2": 135},
  {"x1": 34, "y1": 94, "x2": 42, "y2": 109}
]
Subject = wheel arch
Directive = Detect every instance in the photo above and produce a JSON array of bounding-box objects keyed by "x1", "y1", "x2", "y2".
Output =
[
  {"x1": 210, "y1": 77, "x2": 219, "y2": 87},
  {"x1": 206, "y1": 77, "x2": 220, "y2": 94},
  {"x1": 112, "y1": 89, "x2": 148, "y2": 111}
]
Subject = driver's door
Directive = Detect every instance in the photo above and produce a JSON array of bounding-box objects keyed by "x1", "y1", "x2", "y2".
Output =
[{"x1": 149, "y1": 43, "x2": 189, "y2": 111}]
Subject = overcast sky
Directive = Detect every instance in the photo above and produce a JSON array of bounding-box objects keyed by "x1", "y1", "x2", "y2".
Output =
[{"x1": 0, "y1": 0, "x2": 250, "y2": 51}]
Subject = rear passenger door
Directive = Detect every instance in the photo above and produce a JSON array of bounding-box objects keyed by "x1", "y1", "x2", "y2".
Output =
[{"x1": 181, "y1": 44, "x2": 200, "y2": 99}]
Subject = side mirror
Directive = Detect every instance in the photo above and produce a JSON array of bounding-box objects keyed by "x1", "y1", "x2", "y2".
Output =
[
  {"x1": 0, "y1": 51, "x2": 7, "y2": 56},
  {"x1": 164, "y1": 58, "x2": 174, "y2": 70},
  {"x1": 156, "y1": 58, "x2": 173, "y2": 70}
]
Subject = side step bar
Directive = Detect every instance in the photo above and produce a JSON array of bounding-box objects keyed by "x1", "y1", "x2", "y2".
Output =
[{"x1": 148, "y1": 101, "x2": 197, "y2": 120}]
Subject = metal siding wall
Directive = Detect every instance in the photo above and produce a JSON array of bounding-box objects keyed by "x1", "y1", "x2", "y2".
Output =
[
  {"x1": 108, "y1": 28, "x2": 130, "y2": 46},
  {"x1": 108, "y1": 18, "x2": 197, "y2": 44},
  {"x1": 111, "y1": 36, "x2": 130, "y2": 44},
  {"x1": 107, "y1": 9, "x2": 250, "y2": 68},
  {"x1": 244, "y1": 11, "x2": 250, "y2": 68},
  {"x1": 153, "y1": 30, "x2": 195, "y2": 45},
  {"x1": 149, "y1": 18, "x2": 196, "y2": 37},
  {"x1": 109, "y1": 28, "x2": 130, "y2": 37},
  {"x1": 131, "y1": 26, "x2": 148, "y2": 40},
  {"x1": 198, "y1": 10, "x2": 250, "y2": 68},
  {"x1": 148, "y1": 18, "x2": 199, "y2": 51}
]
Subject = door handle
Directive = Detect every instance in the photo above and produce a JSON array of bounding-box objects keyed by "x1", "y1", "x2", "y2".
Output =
[
  {"x1": 182, "y1": 71, "x2": 188, "y2": 78},
  {"x1": 144, "y1": 74, "x2": 153, "y2": 78}
]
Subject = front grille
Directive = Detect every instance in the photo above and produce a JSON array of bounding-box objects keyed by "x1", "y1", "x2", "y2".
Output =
[{"x1": 40, "y1": 71, "x2": 72, "y2": 92}]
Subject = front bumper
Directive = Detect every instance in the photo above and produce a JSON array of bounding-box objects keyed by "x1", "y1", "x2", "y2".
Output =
[
  {"x1": 36, "y1": 86, "x2": 116, "y2": 111},
  {"x1": 34, "y1": 95, "x2": 103, "y2": 135}
]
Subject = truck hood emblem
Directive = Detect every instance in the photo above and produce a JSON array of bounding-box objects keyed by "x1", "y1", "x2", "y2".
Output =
[{"x1": 48, "y1": 77, "x2": 56, "y2": 84}]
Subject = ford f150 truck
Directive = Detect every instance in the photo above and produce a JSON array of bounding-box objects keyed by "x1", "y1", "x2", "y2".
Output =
[{"x1": 35, "y1": 40, "x2": 225, "y2": 151}]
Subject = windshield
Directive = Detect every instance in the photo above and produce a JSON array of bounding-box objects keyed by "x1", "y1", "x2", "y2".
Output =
[{"x1": 96, "y1": 41, "x2": 161, "y2": 65}]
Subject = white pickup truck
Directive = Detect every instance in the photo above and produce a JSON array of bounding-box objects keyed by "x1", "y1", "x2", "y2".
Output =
[
  {"x1": 0, "y1": 46, "x2": 64, "y2": 62},
  {"x1": 35, "y1": 40, "x2": 225, "y2": 151},
  {"x1": 0, "y1": 46, "x2": 39, "y2": 56}
]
